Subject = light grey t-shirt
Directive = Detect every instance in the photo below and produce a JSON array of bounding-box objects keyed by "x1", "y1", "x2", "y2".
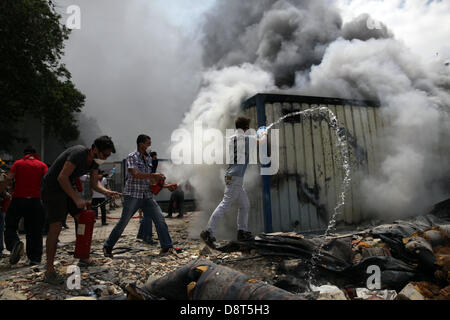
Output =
[{"x1": 225, "y1": 134, "x2": 257, "y2": 177}]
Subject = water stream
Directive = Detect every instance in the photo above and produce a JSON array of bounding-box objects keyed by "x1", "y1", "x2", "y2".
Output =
[{"x1": 265, "y1": 106, "x2": 352, "y2": 291}]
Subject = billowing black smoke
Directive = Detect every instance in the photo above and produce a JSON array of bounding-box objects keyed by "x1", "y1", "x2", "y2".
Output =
[
  {"x1": 200, "y1": 0, "x2": 395, "y2": 88},
  {"x1": 172, "y1": 0, "x2": 449, "y2": 229}
]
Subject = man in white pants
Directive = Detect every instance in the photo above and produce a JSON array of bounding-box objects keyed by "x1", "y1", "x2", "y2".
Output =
[{"x1": 200, "y1": 117, "x2": 267, "y2": 248}]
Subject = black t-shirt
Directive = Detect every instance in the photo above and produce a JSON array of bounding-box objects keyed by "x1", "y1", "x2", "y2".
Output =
[
  {"x1": 151, "y1": 159, "x2": 159, "y2": 173},
  {"x1": 42, "y1": 145, "x2": 99, "y2": 192}
]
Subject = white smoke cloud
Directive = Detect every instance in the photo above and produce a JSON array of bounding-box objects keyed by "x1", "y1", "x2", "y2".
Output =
[
  {"x1": 335, "y1": 0, "x2": 450, "y2": 61},
  {"x1": 296, "y1": 36, "x2": 450, "y2": 218},
  {"x1": 173, "y1": 0, "x2": 450, "y2": 229},
  {"x1": 56, "y1": 0, "x2": 207, "y2": 160},
  {"x1": 56, "y1": 0, "x2": 450, "y2": 229},
  {"x1": 166, "y1": 64, "x2": 275, "y2": 238}
]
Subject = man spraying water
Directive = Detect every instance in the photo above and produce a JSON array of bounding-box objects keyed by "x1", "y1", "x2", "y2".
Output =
[{"x1": 200, "y1": 117, "x2": 268, "y2": 248}]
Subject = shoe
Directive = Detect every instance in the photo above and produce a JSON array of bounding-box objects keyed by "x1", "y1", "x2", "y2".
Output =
[
  {"x1": 159, "y1": 247, "x2": 180, "y2": 256},
  {"x1": 237, "y1": 230, "x2": 254, "y2": 242},
  {"x1": 165, "y1": 215, "x2": 173, "y2": 219},
  {"x1": 43, "y1": 271, "x2": 65, "y2": 285},
  {"x1": 10, "y1": 241, "x2": 24, "y2": 265},
  {"x1": 103, "y1": 246, "x2": 113, "y2": 258},
  {"x1": 102, "y1": 223, "x2": 108, "y2": 226},
  {"x1": 200, "y1": 230, "x2": 216, "y2": 249},
  {"x1": 78, "y1": 259, "x2": 98, "y2": 268},
  {"x1": 143, "y1": 239, "x2": 155, "y2": 245},
  {"x1": 29, "y1": 261, "x2": 41, "y2": 266},
  {"x1": 176, "y1": 215, "x2": 184, "y2": 219}
]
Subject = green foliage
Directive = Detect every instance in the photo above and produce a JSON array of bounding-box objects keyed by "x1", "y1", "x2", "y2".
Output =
[{"x1": 0, "y1": 0, "x2": 85, "y2": 152}]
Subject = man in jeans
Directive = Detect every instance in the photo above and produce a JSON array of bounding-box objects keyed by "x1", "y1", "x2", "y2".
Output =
[
  {"x1": 200, "y1": 117, "x2": 267, "y2": 248},
  {"x1": 0, "y1": 169, "x2": 10, "y2": 259},
  {"x1": 166, "y1": 184, "x2": 185, "y2": 219},
  {"x1": 2, "y1": 147, "x2": 48, "y2": 266},
  {"x1": 137, "y1": 151, "x2": 159, "y2": 243},
  {"x1": 104, "y1": 135, "x2": 177, "y2": 257}
]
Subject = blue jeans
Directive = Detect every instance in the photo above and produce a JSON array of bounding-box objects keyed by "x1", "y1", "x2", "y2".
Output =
[
  {"x1": 137, "y1": 215, "x2": 153, "y2": 242},
  {"x1": 105, "y1": 196, "x2": 172, "y2": 249},
  {"x1": 0, "y1": 211, "x2": 4, "y2": 254}
]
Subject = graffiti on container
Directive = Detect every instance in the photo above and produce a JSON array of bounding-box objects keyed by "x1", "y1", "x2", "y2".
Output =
[{"x1": 296, "y1": 175, "x2": 328, "y2": 224}]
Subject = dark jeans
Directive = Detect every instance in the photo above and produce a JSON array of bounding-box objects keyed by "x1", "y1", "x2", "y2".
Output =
[
  {"x1": 0, "y1": 210, "x2": 4, "y2": 254},
  {"x1": 4, "y1": 198, "x2": 45, "y2": 262},
  {"x1": 137, "y1": 215, "x2": 152, "y2": 242},
  {"x1": 105, "y1": 196, "x2": 172, "y2": 249},
  {"x1": 168, "y1": 190, "x2": 185, "y2": 217},
  {"x1": 92, "y1": 198, "x2": 107, "y2": 225}
]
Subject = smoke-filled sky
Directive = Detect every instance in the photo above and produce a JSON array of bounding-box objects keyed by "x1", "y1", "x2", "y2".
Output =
[
  {"x1": 56, "y1": 0, "x2": 449, "y2": 160},
  {"x1": 55, "y1": 0, "x2": 450, "y2": 225}
]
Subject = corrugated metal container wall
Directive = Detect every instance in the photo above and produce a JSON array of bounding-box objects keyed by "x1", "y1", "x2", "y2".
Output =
[{"x1": 242, "y1": 94, "x2": 386, "y2": 234}]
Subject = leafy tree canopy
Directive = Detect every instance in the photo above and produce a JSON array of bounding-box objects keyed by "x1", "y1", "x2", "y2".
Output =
[{"x1": 0, "y1": 0, "x2": 85, "y2": 152}]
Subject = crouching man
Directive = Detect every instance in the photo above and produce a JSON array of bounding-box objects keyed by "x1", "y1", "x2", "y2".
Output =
[{"x1": 41, "y1": 136, "x2": 120, "y2": 285}]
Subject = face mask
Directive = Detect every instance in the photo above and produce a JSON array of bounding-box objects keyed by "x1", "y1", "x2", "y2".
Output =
[
  {"x1": 146, "y1": 146, "x2": 152, "y2": 155},
  {"x1": 93, "y1": 150, "x2": 106, "y2": 165},
  {"x1": 94, "y1": 159, "x2": 106, "y2": 165}
]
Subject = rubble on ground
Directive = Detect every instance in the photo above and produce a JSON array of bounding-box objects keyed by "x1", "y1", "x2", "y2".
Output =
[
  {"x1": 0, "y1": 199, "x2": 449, "y2": 300},
  {"x1": 0, "y1": 212, "x2": 243, "y2": 300}
]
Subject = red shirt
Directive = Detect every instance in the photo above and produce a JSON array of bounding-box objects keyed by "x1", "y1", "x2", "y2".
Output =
[{"x1": 10, "y1": 154, "x2": 48, "y2": 198}]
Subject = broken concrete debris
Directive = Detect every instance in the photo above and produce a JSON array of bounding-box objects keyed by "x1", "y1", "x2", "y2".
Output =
[
  {"x1": 355, "y1": 288, "x2": 397, "y2": 300},
  {"x1": 0, "y1": 201, "x2": 449, "y2": 300},
  {"x1": 314, "y1": 285, "x2": 347, "y2": 300}
]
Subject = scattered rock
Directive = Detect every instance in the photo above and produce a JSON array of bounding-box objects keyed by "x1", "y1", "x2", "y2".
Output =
[
  {"x1": 315, "y1": 285, "x2": 348, "y2": 300},
  {"x1": 65, "y1": 297, "x2": 97, "y2": 300},
  {"x1": 396, "y1": 283, "x2": 425, "y2": 300},
  {"x1": 356, "y1": 288, "x2": 397, "y2": 300},
  {"x1": 0, "y1": 288, "x2": 27, "y2": 300}
]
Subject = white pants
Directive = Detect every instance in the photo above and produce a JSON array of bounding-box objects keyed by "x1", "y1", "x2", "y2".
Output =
[{"x1": 207, "y1": 176, "x2": 250, "y2": 236}]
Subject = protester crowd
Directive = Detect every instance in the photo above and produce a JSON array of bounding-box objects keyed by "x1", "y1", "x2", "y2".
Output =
[{"x1": 0, "y1": 117, "x2": 262, "y2": 286}]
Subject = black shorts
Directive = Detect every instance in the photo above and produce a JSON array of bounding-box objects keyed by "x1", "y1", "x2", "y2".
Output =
[{"x1": 41, "y1": 189, "x2": 81, "y2": 224}]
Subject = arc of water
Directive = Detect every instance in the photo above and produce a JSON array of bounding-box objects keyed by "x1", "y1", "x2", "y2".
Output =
[{"x1": 265, "y1": 106, "x2": 352, "y2": 290}]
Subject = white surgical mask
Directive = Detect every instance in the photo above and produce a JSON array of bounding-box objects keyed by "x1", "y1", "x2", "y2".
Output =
[
  {"x1": 146, "y1": 146, "x2": 152, "y2": 155},
  {"x1": 94, "y1": 159, "x2": 106, "y2": 165}
]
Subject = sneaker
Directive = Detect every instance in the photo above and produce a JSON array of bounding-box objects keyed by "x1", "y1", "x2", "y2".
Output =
[
  {"x1": 159, "y1": 247, "x2": 181, "y2": 256},
  {"x1": 103, "y1": 246, "x2": 113, "y2": 258},
  {"x1": 29, "y1": 260, "x2": 41, "y2": 266},
  {"x1": 200, "y1": 230, "x2": 216, "y2": 249},
  {"x1": 159, "y1": 247, "x2": 173, "y2": 254},
  {"x1": 237, "y1": 230, "x2": 254, "y2": 242},
  {"x1": 10, "y1": 241, "x2": 24, "y2": 265},
  {"x1": 43, "y1": 271, "x2": 65, "y2": 285},
  {"x1": 143, "y1": 239, "x2": 155, "y2": 245},
  {"x1": 78, "y1": 259, "x2": 98, "y2": 268}
]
